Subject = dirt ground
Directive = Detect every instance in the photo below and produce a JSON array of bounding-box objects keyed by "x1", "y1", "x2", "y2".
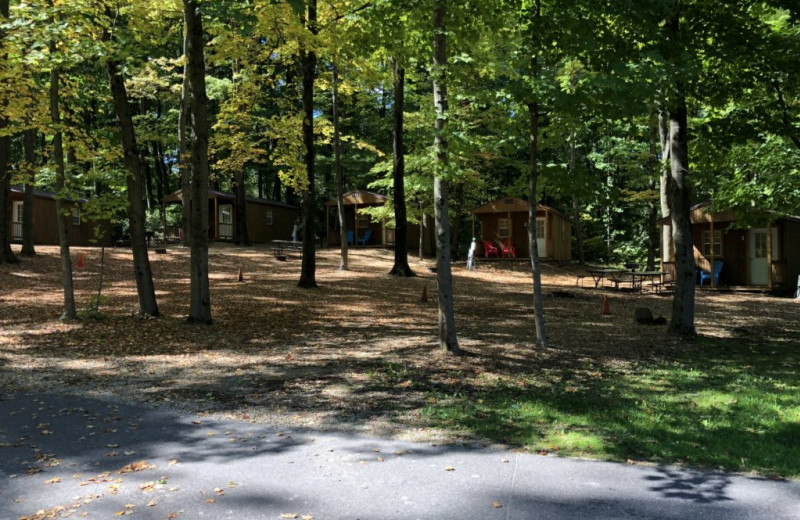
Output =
[{"x1": 1, "y1": 244, "x2": 797, "y2": 440}]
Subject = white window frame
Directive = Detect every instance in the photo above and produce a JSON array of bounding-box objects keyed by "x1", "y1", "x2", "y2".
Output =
[
  {"x1": 702, "y1": 229, "x2": 723, "y2": 257},
  {"x1": 265, "y1": 208, "x2": 273, "y2": 226},
  {"x1": 498, "y1": 218, "x2": 510, "y2": 239},
  {"x1": 71, "y1": 206, "x2": 81, "y2": 226}
]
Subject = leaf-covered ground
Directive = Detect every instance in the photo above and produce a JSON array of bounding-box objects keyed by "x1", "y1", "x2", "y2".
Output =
[{"x1": 2, "y1": 244, "x2": 798, "y2": 476}]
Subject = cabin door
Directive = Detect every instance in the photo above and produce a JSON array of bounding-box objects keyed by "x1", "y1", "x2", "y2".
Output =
[
  {"x1": 536, "y1": 218, "x2": 546, "y2": 257},
  {"x1": 218, "y1": 204, "x2": 233, "y2": 239},
  {"x1": 748, "y1": 228, "x2": 779, "y2": 285},
  {"x1": 12, "y1": 201, "x2": 23, "y2": 240}
]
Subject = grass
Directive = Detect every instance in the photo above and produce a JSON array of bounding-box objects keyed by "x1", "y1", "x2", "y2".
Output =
[{"x1": 422, "y1": 336, "x2": 800, "y2": 478}]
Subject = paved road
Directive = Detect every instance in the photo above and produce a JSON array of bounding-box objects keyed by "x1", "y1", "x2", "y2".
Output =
[{"x1": 1, "y1": 392, "x2": 798, "y2": 519}]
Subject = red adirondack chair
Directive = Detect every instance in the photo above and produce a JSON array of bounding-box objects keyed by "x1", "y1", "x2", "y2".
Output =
[
  {"x1": 501, "y1": 240, "x2": 516, "y2": 258},
  {"x1": 482, "y1": 240, "x2": 499, "y2": 258}
]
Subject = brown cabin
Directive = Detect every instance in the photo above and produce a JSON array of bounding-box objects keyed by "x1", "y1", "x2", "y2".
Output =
[
  {"x1": 9, "y1": 186, "x2": 112, "y2": 246},
  {"x1": 163, "y1": 189, "x2": 299, "y2": 244},
  {"x1": 659, "y1": 202, "x2": 800, "y2": 288},
  {"x1": 471, "y1": 198, "x2": 572, "y2": 260},
  {"x1": 324, "y1": 190, "x2": 434, "y2": 253}
]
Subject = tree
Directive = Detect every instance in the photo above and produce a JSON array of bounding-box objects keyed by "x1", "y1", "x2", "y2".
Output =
[
  {"x1": 432, "y1": 0, "x2": 460, "y2": 354},
  {"x1": 331, "y1": 60, "x2": 349, "y2": 270},
  {"x1": 388, "y1": 57, "x2": 414, "y2": 277},
  {"x1": 105, "y1": 7, "x2": 160, "y2": 317},
  {"x1": 0, "y1": 0, "x2": 16, "y2": 264},
  {"x1": 184, "y1": 0, "x2": 212, "y2": 324}
]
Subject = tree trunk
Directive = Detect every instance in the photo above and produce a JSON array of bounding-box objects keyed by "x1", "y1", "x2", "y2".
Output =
[
  {"x1": 389, "y1": 59, "x2": 414, "y2": 277},
  {"x1": 298, "y1": 0, "x2": 318, "y2": 289},
  {"x1": 658, "y1": 108, "x2": 672, "y2": 262},
  {"x1": 184, "y1": 0, "x2": 212, "y2": 323},
  {"x1": 646, "y1": 115, "x2": 658, "y2": 271},
  {"x1": 106, "y1": 38, "x2": 160, "y2": 317},
  {"x1": 179, "y1": 23, "x2": 191, "y2": 247},
  {"x1": 527, "y1": 102, "x2": 548, "y2": 347},
  {"x1": 21, "y1": 130, "x2": 36, "y2": 255},
  {"x1": 332, "y1": 61, "x2": 349, "y2": 270},
  {"x1": 667, "y1": 98, "x2": 696, "y2": 336},
  {"x1": 433, "y1": 0, "x2": 459, "y2": 354},
  {"x1": 0, "y1": 0, "x2": 15, "y2": 264},
  {"x1": 234, "y1": 166, "x2": 250, "y2": 245},
  {"x1": 569, "y1": 134, "x2": 583, "y2": 263},
  {"x1": 50, "y1": 42, "x2": 76, "y2": 319}
]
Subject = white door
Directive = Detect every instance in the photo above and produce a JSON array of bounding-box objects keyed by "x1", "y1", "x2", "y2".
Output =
[
  {"x1": 218, "y1": 204, "x2": 233, "y2": 239},
  {"x1": 536, "y1": 218, "x2": 546, "y2": 257},
  {"x1": 12, "y1": 200, "x2": 23, "y2": 239},
  {"x1": 749, "y1": 228, "x2": 780, "y2": 285}
]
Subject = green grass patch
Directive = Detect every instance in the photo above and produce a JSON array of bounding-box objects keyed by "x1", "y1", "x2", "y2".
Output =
[{"x1": 421, "y1": 338, "x2": 800, "y2": 478}]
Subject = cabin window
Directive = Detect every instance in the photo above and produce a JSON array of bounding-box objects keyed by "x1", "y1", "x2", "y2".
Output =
[
  {"x1": 71, "y1": 207, "x2": 80, "y2": 226},
  {"x1": 265, "y1": 209, "x2": 273, "y2": 225},
  {"x1": 536, "y1": 218, "x2": 545, "y2": 238},
  {"x1": 358, "y1": 214, "x2": 370, "y2": 229},
  {"x1": 702, "y1": 230, "x2": 722, "y2": 257},
  {"x1": 498, "y1": 218, "x2": 510, "y2": 239}
]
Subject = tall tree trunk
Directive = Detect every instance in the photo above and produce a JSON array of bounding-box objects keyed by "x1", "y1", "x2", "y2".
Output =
[
  {"x1": 526, "y1": 0, "x2": 548, "y2": 347},
  {"x1": 332, "y1": 61, "x2": 349, "y2": 270},
  {"x1": 663, "y1": 6, "x2": 695, "y2": 337},
  {"x1": 433, "y1": 0, "x2": 459, "y2": 354},
  {"x1": 184, "y1": 0, "x2": 212, "y2": 323},
  {"x1": 179, "y1": 25, "x2": 191, "y2": 247},
  {"x1": 667, "y1": 98, "x2": 696, "y2": 336},
  {"x1": 21, "y1": 130, "x2": 36, "y2": 255},
  {"x1": 298, "y1": 0, "x2": 318, "y2": 288},
  {"x1": 0, "y1": 0, "x2": 15, "y2": 264},
  {"x1": 569, "y1": 133, "x2": 583, "y2": 263},
  {"x1": 646, "y1": 115, "x2": 658, "y2": 271},
  {"x1": 234, "y1": 166, "x2": 249, "y2": 245},
  {"x1": 106, "y1": 35, "x2": 160, "y2": 317},
  {"x1": 50, "y1": 41, "x2": 76, "y2": 319},
  {"x1": 389, "y1": 59, "x2": 414, "y2": 277},
  {"x1": 658, "y1": 108, "x2": 672, "y2": 263},
  {"x1": 527, "y1": 102, "x2": 548, "y2": 347}
]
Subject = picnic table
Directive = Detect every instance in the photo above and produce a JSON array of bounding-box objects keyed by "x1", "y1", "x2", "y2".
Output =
[
  {"x1": 271, "y1": 240, "x2": 303, "y2": 259},
  {"x1": 587, "y1": 268, "x2": 628, "y2": 288},
  {"x1": 630, "y1": 271, "x2": 666, "y2": 292}
]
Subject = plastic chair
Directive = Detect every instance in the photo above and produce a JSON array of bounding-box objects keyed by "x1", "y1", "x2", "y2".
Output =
[
  {"x1": 482, "y1": 240, "x2": 499, "y2": 258},
  {"x1": 346, "y1": 230, "x2": 354, "y2": 246},
  {"x1": 501, "y1": 240, "x2": 516, "y2": 258},
  {"x1": 699, "y1": 260, "x2": 723, "y2": 286},
  {"x1": 356, "y1": 229, "x2": 372, "y2": 246}
]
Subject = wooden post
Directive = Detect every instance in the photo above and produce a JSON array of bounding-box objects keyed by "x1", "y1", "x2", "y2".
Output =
[
  {"x1": 507, "y1": 210, "x2": 512, "y2": 254},
  {"x1": 354, "y1": 202, "x2": 358, "y2": 245},
  {"x1": 325, "y1": 204, "x2": 330, "y2": 247},
  {"x1": 213, "y1": 195, "x2": 218, "y2": 240},
  {"x1": 766, "y1": 222, "x2": 773, "y2": 290}
]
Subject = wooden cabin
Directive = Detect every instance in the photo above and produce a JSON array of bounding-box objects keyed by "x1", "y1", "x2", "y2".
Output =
[
  {"x1": 163, "y1": 189, "x2": 298, "y2": 244},
  {"x1": 324, "y1": 190, "x2": 434, "y2": 253},
  {"x1": 471, "y1": 198, "x2": 572, "y2": 260},
  {"x1": 9, "y1": 186, "x2": 112, "y2": 246},
  {"x1": 659, "y1": 202, "x2": 800, "y2": 288}
]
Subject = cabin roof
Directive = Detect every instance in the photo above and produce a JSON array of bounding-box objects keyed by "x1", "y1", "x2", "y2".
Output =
[
  {"x1": 324, "y1": 190, "x2": 387, "y2": 206},
  {"x1": 11, "y1": 186, "x2": 87, "y2": 203},
  {"x1": 658, "y1": 201, "x2": 800, "y2": 225},
  {"x1": 471, "y1": 197, "x2": 569, "y2": 220},
  {"x1": 163, "y1": 189, "x2": 298, "y2": 210}
]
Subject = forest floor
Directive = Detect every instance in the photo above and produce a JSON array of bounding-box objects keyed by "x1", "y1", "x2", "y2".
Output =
[{"x1": 1, "y1": 244, "x2": 799, "y2": 477}]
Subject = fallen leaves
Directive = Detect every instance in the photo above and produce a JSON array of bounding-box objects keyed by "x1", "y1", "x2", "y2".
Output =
[
  {"x1": 444, "y1": 466, "x2": 455, "y2": 472},
  {"x1": 44, "y1": 477, "x2": 61, "y2": 485},
  {"x1": 492, "y1": 501, "x2": 503, "y2": 508},
  {"x1": 117, "y1": 460, "x2": 154, "y2": 474}
]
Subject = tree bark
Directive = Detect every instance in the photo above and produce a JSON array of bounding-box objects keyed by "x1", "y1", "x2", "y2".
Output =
[
  {"x1": 332, "y1": 61, "x2": 349, "y2": 270},
  {"x1": 527, "y1": 102, "x2": 548, "y2": 347},
  {"x1": 21, "y1": 130, "x2": 36, "y2": 255},
  {"x1": 234, "y1": 165, "x2": 250, "y2": 245},
  {"x1": 658, "y1": 108, "x2": 672, "y2": 263},
  {"x1": 433, "y1": 0, "x2": 460, "y2": 354},
  {"x1": 106, "y1": 34, "x2": 160, "y2": 317},
  {"x1": 184, "y1": 0, "x2": 212, "y2": 323},
  {"x1": 179, "y1": 23, "x2": 191, "y2": 247},
  {"x1": 389, "y1": 59, "x2": 414, "y2": 277},
  {"x1": 646, "y1": 115, "x2": 658, "y2": 271},
  {"x1": 569, "y1": 133, "x2": 583, "y2": 263},
  {"x1": 50, "y1": 39, "x2": 76, "y2": 319},
  {"x1": 0, "y1": 0, "x2": 16, "y2": 264},
  {"x1": 298, "y1": 0, "x2": 318, "y2": 289}
]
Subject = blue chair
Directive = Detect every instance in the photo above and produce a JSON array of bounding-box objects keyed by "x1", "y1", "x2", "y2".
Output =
[
  {"x1": 346, "y1": 230, "x2": 354, "y2": 246},
  {"x1": 700, "y1": 260, "x2": 723, "y2": 286},
  {"x1": 356, "y1": 229, "x2": 372, "y2": 246}
]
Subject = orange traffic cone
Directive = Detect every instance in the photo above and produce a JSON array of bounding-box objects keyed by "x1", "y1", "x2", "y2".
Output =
[
  {"x1": 420, "y1": 286, "x2": 428, "y2": 302},
  {"x1": 77, "y1": 253, "x2": 85, "y2": 270},
  {"x1": 602, "y1": 295, "x2": 610, "y2": 315},
  {"x1": 237, "y1": 267, "x2": 244, "y2": 282}
]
